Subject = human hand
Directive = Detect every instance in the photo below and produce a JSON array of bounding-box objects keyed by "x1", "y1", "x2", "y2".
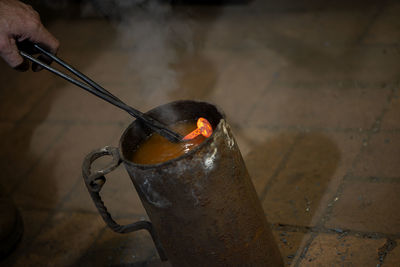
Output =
[{"x1": 0, "y1": 0, "x2": 59, "y2": 71}]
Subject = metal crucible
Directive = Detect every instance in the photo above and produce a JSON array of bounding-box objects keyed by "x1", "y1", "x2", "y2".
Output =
[{"x1": 82, "y1": 100, "x2": 283, "y2": 266}]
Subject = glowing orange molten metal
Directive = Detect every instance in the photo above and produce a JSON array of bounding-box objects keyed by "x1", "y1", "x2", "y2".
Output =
[{"x1": 183, "y1": 118, "x2": 213, "y2": 140}]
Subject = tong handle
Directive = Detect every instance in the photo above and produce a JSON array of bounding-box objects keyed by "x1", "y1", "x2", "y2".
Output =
[
  {"x1": 32, "y1": 44, "x2": 121, "y2": 102},
  {"x1": 18, "y1": 42, "x2": 183, "y2": 142}
]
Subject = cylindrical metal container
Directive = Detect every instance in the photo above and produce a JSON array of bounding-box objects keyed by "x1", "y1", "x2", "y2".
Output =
[{"x1": 82, "y1": 100, "x2": 283, "y2": 266}]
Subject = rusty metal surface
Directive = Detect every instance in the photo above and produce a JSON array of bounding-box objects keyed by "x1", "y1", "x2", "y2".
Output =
[{"x1": 119, "y1": 100, "x2": 283, "y2": 266}]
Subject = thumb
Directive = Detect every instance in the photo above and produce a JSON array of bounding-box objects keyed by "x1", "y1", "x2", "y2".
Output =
[{"x1": 0, "y1": 36, "x2": 24, "y2": 68}]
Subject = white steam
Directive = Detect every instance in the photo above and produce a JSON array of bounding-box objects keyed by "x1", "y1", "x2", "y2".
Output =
[{"x1": 116, "y1": 0, "x2": 194, "y2": 105}]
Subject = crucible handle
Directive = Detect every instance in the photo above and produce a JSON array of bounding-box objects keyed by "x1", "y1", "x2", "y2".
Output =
[{"x1": 82, "y1": 146, "x2": 167, "y2": 261}]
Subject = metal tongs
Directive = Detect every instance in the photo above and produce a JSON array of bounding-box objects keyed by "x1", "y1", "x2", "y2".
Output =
[{"x1": 19, "y1": 42, "x2": 183, "y2": 143}]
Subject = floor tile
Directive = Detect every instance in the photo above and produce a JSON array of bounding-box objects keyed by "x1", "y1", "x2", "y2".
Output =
[
  {"x1": 262, "y1": 131, "x2": 364, "y2": 226},
  {"x1": 13, "y1": 212, "x2": 104, "y2": 267},
  {"x1": 326, "y1": 181, "x2": 400, "y2": 233},
  {"x1": 0, "y1": 123, "x2": 65, "y2": 192},
  {"x1": 381, "y1": 92, "x2": 400, "y2": 130},
  {"x1": 361, "y1": 2, "x2": 400, "y2": 44},
  {"x1": 242, "y1": 130, "x2": 298, "y2": 196},
  {"x1": 12, "y1": 124, "x2": 121, "y2": 210},
  {"x1": 298, "y1": 233, "x2": 385, "y2": 266},
  {"x1": 272, "y1": 230, "x2": 310, "y2": 266},
  {"x1": 62, "y1": 166, "x2": 147, "y2": 217},
  {"x1": 0, "y1": 71, "x2": 58, "y2": 122},
  {"x1": 25, "y1": 83, "x2": 130, "y2": 123},
  {"x1": 85, "y1": 218, "x2": 163, "y2": 265},
  {"x1": 0, "y1": 0, "x2": 399, "y2": 265},
  {"x1": 302, "y1": 7, "x2": 378, "y2": 45},
  {"x1": 1, "y1": 209, "x2": 49, "y2": 266},
  {"x1": 248, "y1": 83, "x2": 391, "y2": 130},
  {"x1": 352, "y1": 132, "x2": 400, "y2": 178},
  {"x1": 208, "y1": 49, "x2": 286, "y2": 124},
  {"x1": 384, "y1": 239, "x2": 400, "y2": 266}
]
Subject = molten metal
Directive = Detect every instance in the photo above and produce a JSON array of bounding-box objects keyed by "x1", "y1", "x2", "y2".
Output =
[{"x1": 183, "y1": 118, "x2": 213, "y2": 140}]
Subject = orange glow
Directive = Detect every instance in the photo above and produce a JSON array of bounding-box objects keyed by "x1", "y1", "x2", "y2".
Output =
[{"x1": 183, "y1": 118, "x2": 213, "y2": 140}]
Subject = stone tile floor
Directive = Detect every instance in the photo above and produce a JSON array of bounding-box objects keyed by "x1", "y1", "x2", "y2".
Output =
[{"x1": 1, "y1": 0, "x2": 399, "y2": 266}]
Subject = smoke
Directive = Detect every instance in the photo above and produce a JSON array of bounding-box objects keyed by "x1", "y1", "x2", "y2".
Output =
[
  {"x1": 113, "y1": 0, "x2": 194, "y2": 106},
  {"x1": 33, "y1": 0, "x2": 195, "y2": 106},
  {"x1": 33, "y1": 0, "x2": 196, "y2": 111}
]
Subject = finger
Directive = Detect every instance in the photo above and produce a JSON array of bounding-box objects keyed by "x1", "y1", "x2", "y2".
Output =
[
  {"x1": 28, "y1": 23, "x2": 59, "y2": 55},
  {"x1": 15, "y1": 58, "x2": 30, "y2": 72},
  {"x1": 0, "y1": 36, "x2": 24, "y2": 68},
  {"x1": 29, "y1": 25, "x2": 59, "y2": 72}
]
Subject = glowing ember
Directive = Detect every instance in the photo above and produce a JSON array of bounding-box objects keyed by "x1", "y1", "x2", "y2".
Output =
[{"x1": 183, "y1": 118, "x2": 213, "y2": 140}]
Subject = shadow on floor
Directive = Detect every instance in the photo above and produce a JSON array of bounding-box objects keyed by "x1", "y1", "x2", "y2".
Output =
[
  {"x1": 0, "y1": 3, "x2": 119, "y2": 265},
  {"x1": 244, "y1": 131, "x2": 341, "y2": 262}
]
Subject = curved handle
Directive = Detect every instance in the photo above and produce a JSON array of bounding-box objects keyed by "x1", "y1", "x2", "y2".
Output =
[{"x1": 82, "y1": 146, "x2": 167, "y2": 261}]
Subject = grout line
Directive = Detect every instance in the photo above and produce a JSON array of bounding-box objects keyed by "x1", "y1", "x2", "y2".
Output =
[
  {"x1": 344, "y1": 175, "x2": 400, "y2": 184},
  {"x1": 259, "y1": 134, "x2": 303, "y2": 202},
  {"x1": 292, "y1": 1, "x2": 391, "y2": 263},
  {"x1": 10, "y1": 120, "x2": 125, "y2": 260},
  {"x1": 294, "y1": 233, "x2": 318, "y2": 267},
  {"x1": 271, "y1": 223, "x2": 400, "y2": 240},
  {"x1": 344, "y1": 87, "x2": 397, "y2": 178},
  {"x1": 10, "y1": 109, "x2": 134, "y2": 260},
  {"x1": 377, "y1": 239, "x2": 398, "y2": 267},
  {"x1": 52, "y1": 126, "x2": 141, "y2": 262},
  {"x1": 293, "y1": 81, "x2": 397, "y2": 266},
  {"x1": 311, "y1": 86, "x2": 395, "y2": 222},
  {"x1": 356, "y1": 0, "x2": 387, "y2": 45}
]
